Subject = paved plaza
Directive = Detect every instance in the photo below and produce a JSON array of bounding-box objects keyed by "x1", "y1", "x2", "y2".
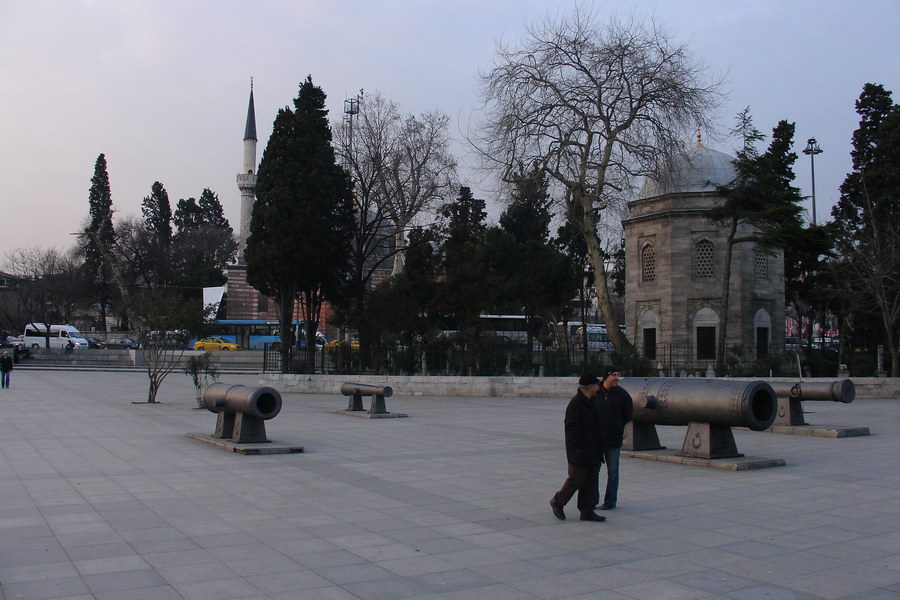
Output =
[{"x1": 0, "y1": 370, "x2": 898, "y2": 600}]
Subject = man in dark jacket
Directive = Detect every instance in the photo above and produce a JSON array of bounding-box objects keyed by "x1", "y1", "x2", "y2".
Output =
[
  {"x1": 595, "y1": 365, "x2": 633, "y2": 510},
  {"x1": 550, "y1": 375, "x2": 607, "y2": 522},
  {"x1": 0, "y1": 350, "x2": 12, "y2": 388}
]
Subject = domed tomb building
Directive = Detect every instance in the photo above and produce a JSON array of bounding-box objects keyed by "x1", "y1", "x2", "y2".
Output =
[{"x1": 622, "y1": 139, "x2": 785, "y2": 374}]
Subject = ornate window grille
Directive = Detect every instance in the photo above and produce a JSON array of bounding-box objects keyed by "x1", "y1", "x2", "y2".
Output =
[
  {"x1": 641, "y1": 244, "x2": 656, "y2": 282},
  {"x1": 754, "y1": 246, "x2": 768, "y2": 281},
  {"x1": 696, "y1": 239, "x2": 714, "y2": 279}
]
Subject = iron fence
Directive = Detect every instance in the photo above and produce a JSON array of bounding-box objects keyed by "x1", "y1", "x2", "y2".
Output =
[{"x1": 261, "y1": 338, "x2": 876, "y2": 378}]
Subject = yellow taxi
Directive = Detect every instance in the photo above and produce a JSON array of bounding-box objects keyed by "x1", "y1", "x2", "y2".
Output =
[
  {"x1": 194, "y1": 336, "x2": 240, "y2": 351},
  {"x1": 324, "y1": 338, "x2": 360, "y2": 350}
]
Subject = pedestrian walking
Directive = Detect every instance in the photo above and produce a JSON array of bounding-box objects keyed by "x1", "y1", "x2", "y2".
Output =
[
  {"x1": 595, "y1": 365, "x2": 633, "y2": 510},
  {"x1": 0, "y1": 350, "x2": 13, "y2": 388},
  {"x1": 550, "y1": 374, "x2": 607, "y2": 522}
]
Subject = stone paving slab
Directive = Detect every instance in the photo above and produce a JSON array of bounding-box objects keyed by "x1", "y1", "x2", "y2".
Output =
[{"x1": 0, "y1": 370, "x2": 898, "y2": 599}]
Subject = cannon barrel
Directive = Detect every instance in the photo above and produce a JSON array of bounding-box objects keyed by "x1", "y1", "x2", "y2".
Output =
[
  {"x1": 340, "y1": 382, "x2": 393, "y2": 398},
  {"x1": 767, "y1": 379, "x2": 854, "y2": 403},
  {"x1": 203, "y1": 383, "x2": 282, "y2": 420},
  {"x1": 619, "y1": 378, "x2": 777, "y2": 431}
]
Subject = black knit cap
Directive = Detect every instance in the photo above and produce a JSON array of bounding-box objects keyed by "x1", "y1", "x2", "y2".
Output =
[
  {"x1": 578, "y1": 374, "x2": 599, "y2": 386},
  {"x1": 601, "y1": 365, "x2": 621, "y2": 381}
]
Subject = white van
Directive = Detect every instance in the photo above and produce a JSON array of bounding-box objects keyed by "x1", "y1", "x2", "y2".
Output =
[{"x1": 23, "y1": 323, "x2": 90, "y2": 350}]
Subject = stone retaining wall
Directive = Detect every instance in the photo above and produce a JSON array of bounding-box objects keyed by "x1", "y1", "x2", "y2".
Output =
[{"x1": 261, "y1": 373, "x2": 900, "y2": 400}]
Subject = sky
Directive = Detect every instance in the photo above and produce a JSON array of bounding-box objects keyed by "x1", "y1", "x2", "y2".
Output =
[{"x1": 0, "y1": 0, "x2": 898, "y2": 258}]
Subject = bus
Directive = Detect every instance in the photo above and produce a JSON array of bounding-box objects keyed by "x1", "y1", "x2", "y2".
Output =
[
  {"x1": 439, "y1": 314, "x2": 545, "y2": 345},
  {"x1": 212, "y1": 320, "x2": 326, "y2": 350},
  {"x1": 572, "y1": 324, "x2": 626, "y2": 352}
]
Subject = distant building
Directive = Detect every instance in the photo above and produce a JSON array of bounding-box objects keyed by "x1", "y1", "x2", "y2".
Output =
[{"x1": 623, "y1": 138, "x2": 785, "y2": 374}]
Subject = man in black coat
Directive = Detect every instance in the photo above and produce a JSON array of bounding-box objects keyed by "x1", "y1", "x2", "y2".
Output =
[
  {"x1": 595, "y1": 365, "x2": 633, "y2": 510},
  {"x1": 549, "y1": 375, "x2": 606, "y2": 522}
]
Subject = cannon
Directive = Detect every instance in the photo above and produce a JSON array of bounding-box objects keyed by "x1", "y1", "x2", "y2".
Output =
[
  {"x1": 203, "y1": 383, "x2": 282, "y2": 443},
  {"x1": 341, "y1": 382, "x2": 393, "y2": 415},
  {"x1": 618, "y1": 378, "x2": 777, "y2": 459},
  {"x1": 766, "y1": 379, "x2": 855, "y2": 425}
]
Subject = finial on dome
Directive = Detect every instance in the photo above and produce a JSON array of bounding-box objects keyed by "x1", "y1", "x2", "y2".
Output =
[{"x1": 696, "y1": 126, "x2": 703, "y2": 147}]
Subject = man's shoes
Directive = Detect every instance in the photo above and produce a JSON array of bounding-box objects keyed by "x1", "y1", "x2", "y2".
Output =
[
  {"x1": 599, "y1": 502, "x2": 615, "y2": 510},
  {"x1": 550, "y1": 501, "x2": 566, "y2": 520},
  {"x1": 579, "y1": 511, "x2": 606, "y2": 522}
]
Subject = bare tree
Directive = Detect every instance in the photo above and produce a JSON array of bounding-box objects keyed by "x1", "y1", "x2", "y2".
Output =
[
  {"x1": 479, "y1": 8, "x2": 723, "y2": 353},
  {"x1": 5, "y1": 247, "x2": 90, "y2": 341},
  {"x1": 334, "y1": 92, "x2": 402, "y2": 288},
  {"x1": 339, "y1": 93, "x2": 457, "y2": 275}
]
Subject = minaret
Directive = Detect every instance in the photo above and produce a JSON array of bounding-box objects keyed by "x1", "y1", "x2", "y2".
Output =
[{"x1": 236, "y1": 81, "x2": 258, "y2": 263}]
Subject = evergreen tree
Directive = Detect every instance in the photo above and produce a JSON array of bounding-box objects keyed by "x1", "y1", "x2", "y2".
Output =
[
  {"x1": 708, "y1": 111, "x2": 805, "y2": 373},
  {"x1": 198, "y1": 188, "x2": 230, "y2": 229},
  {"x1": 142, "y1": 181, "x2": 173, "y2": 244},
  {"x1": 499, "y1": 163, "x2": 552, "y2": 245},
  {"x1": 82, "y1": 153, "x2": 115, "y2": 328},
  {"x1": 831, "y1": 83, "x2": 900, "y2": 375},
  {"x1": 246, "y1": 76, "x2": 355, "y2": 371},
  {"x1": 174, "y1": 197, "x2": 203, "y2": 232},
  {"x1": 432, "y1": 186, "x2": 488, "y2": 343},
  {"x1": 172, "y1": 189, "x2": 236, "y2": 288},
  {"x1": 141, "y1": 181, "x2": 173, "y2": 284}
]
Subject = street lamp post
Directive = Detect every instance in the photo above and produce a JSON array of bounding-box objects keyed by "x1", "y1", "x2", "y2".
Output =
[{"x1": 802, "y1": 138, "x2": 823, "y2": 225}]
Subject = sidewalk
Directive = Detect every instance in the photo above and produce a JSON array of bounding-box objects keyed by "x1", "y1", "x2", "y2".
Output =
[{"x1": 0, "y1": 370, "x2": 898, "y2": 599}]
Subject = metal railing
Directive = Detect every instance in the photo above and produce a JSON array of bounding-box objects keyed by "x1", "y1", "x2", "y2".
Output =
[{"x1": 261, "y1": 338, "x2": 870, "y2": 378}]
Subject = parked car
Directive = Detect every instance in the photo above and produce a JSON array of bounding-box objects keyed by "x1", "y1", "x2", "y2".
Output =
[
  {"x1": 104, "y1": 337, "x2": 140, "y2": 349},
  {"x1": 324, "y1": 338, "x2": 359, "y2": 351},
  {"x1": 194, "y1": 337, "x2": 240, "y2": 351},
  {"x1": 84, "y1": 337, "x2": 106, "y2": 349},
  {"x1": 1, "y1": 335, "x2": 30, "y2": 361}
]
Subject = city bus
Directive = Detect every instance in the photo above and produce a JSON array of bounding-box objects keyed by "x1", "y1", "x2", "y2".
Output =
[{"x1": 212, "y1": 320, "x2": 326, "y2": 350}]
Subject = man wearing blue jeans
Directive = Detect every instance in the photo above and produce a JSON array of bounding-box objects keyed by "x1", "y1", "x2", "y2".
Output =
[{"x1": 595, "y1": 365, "x2": 632, "y2": 510}]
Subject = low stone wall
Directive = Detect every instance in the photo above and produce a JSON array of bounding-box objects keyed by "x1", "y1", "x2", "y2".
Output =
[{"x1": 261, "y1": 373, "x2": 900, "y2": 400}]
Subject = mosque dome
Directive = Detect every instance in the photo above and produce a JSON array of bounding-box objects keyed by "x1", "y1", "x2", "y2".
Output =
[{"x1": 638, "y1": 144, "x2": 735, "y2": 200}]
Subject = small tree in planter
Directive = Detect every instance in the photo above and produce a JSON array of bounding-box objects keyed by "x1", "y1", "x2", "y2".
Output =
[{"x1": 183, "y1": 351, "x2": 219, "y2": 408}]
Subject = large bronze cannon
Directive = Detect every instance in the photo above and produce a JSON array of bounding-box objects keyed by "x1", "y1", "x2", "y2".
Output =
[
  {"x1": 204, "y1": 383, "x2": 283, "y2": 443},
  {"x1": 767, "y1": 379, "x2": 855, "y2": 425},
  {"x1": 618, "y1": 378, "x2": 777, "y2": 459},
  {"x1": 341, "y1": 382, "x2": 393, "y2": 414}
]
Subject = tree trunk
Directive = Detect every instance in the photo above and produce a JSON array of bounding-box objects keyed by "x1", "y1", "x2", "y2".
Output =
[
  {"x1": 277, "y1": 290, "x2": 296, "y2": 374},
  {"x1": 147, "y1": 377, "x2": 159, "y2": 403},
  {"x1": 573, "y1": 191, "x2": 633, "y2": 356},
  {"x1": 717, "y1": 219, "x2": 738, "y2": 376},
  {"x1": 392, "y1": 227, "x2": 407, "y2": 276}
]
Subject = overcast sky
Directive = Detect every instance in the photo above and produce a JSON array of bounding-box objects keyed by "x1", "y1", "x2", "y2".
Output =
[{"x1": 1, "y1": 0, "x2": 897, "y2": 258}]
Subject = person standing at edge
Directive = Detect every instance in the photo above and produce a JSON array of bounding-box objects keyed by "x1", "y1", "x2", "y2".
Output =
[
  {"x1": 550, "y1": 375, "x2": 607, "y2": 522},
  {"x1": 595, "y1": 365, "x2": 633, "y2": 510},
  {"x1": 0, "y1": 351, "x2": 12, "y2": 388}
]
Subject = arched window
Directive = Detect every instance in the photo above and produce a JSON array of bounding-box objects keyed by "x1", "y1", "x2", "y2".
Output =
[
  {"x1": 754, "y1": 246, "x2": 769, "y2": 281},
  {"x1": 641, "y1": 244, "x2": 656, "y2": 282},
  {"x1": 696, "y1": 239, "x2": 714, "y2": 279}
]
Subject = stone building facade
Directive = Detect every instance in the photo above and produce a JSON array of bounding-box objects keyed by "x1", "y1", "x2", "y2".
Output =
[{"x1": 623, "y1": 142, "x2": 785, "y2": 375}]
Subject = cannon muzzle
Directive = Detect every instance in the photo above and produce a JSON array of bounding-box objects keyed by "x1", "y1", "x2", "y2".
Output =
[
  {"x1": 767, "y1": 379, "x2": 854, "y2": 403},
  {"x1": 620, "y1": 378, "x2": 777, "y2": 431},
  {"x1": 204, "y1": 383, "x2": 282, "y2": 419},
  {"x1": 202, "y1": 383, "x2": 282, "y2": 443}
]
